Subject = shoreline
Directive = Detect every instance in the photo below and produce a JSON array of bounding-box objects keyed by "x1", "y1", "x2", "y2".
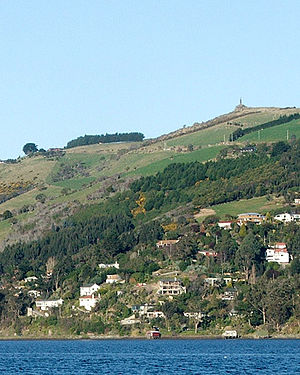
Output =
[{"x1": 0, "y1": 334, "x2": 299, "y2": 341}]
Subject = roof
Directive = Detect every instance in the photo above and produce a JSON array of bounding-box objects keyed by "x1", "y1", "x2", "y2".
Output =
[
  {"x1": 81, "y1": 283, "x2": 99, "y2": 288},
  {"x1": 160, "y1": 278, "x2": 180, "y2": 282},
  {"x1": 79, "y1": 295, "x2": 99, "y2": 299},
  {"x1": 238, "y1": 212, "x2": 263, "y2": 216},
  {"x1": 156, "y1": 240, "x2": 179, "y2": 244}
]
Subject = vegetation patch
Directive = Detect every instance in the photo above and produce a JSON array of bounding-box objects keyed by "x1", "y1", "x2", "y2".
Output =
[
  {"x1": 230, "y1": 113, "x2": 300, "y2": 141},
  {"x1": 0, "y1": 181, "x2": 34, "y2": 205},
  {"x1": 239, "y1": 119, "x2": 300, "y2": 143},
  {"x1": 128, "y1": 146, "x2": 224, "y2": 177},
  {"x1": 66, "y1": 132, "x2": 144, "y2": 149}
]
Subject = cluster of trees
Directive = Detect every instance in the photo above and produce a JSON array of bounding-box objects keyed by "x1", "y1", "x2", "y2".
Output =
[
  {"x1": 131, "y1": 141, "x2": 299, "y2": 210},
  {"x1": 66, "y1": 132, "x2": 145, "y2": 149},
  {"x1": 51, "y1": 161, "x2": 89, "y2": 182},
  {"x1": 0, "y1": 210, "x2": 13, "y2": 221},
  {"x1": 229, "y1": 113, "x2": 300, "y2": 141}
]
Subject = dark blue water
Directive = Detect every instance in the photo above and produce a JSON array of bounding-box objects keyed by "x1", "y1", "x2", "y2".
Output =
[{"x1": 0, "y1": 339, "x2": 298, "y2": 374}]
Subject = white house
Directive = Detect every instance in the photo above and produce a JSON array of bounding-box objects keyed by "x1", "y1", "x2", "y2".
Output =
[
  {"x1": 79, "y1": 294, "x2": 100, "y2": 311},
  {"x1": 221, "y1": 288, "x2": 237, "y2": 301},
  {"x1": 106, "y1": 274, "x2": 124, "y2": 284},
  {"x1": 98, "y1": 262, "x2": 120, "y2": 269},
  {"x1": 274, "y1": 213, "x2": 300, "y2": 223},
  {"x1": 145, "y1": 311, "x2": 165, "y2": 319},
  {"x1": 184, "y1": 312, "x2": 206, "y2": 319},
  {"x1": 28, "y1": 290, "x2": 41, "y2": 298},
  {"x1": 237, "y1": 213, "x2": 265, "y2": 225},
  {"x1": 36, "y1": 298, "x2": 63, "y2": 311},
  {"x1": 80, "y1": 283, "x2": 100, "y2": 296},
  {"x1": 222, "y1": 330, "x2": 238, "y2": 339},
  {"x1": 24, "y1": 276, "x2": 38, "y2": 283},
  {"x1": 266, "y1": 243, "x2": 290, "y2": 265},
  {"x1": 218, "y1": 221, "x2": 234, "y2": 230},
  {"x1": 204, "y1": 277, "x2": 222, "y2": 286},
  {"x1": 131, "y1": 304, "x2": 153, "y2": 316},
  {"x1": 156, "y1": 240, "x2": 179, "y2": 249},
  {"x1": 157, "y1": 278, "x2": 186, "y2": 295}
]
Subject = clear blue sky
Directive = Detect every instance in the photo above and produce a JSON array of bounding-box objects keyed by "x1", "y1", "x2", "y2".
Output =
[{"x1": 1, "y1": 0, "x2": 300, "y2": 159}]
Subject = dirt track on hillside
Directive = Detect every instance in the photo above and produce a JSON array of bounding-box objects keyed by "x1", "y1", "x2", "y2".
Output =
[{"x1": 194, "y1": 208, "x2": 216, "y2": 219}]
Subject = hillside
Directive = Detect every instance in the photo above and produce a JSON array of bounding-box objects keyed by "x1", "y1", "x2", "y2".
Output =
[
  {"x1": 0, "y1": 103, "x2": 299, "y2": 339},
  {"x1": 0, "y1": 104, "x2": 299, "y2": 249}
]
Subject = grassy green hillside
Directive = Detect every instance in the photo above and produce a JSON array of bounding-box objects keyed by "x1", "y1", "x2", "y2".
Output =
[
  {"x1": 166, "y1": 124, "x2": 238, "y2": 146},
  {"x1": 195, "y1": 195, "x2": 285, "y2": 222},
  {"x1": 239, "y1": 118, "x2": 300, "y2": 143},
  {"x1": 1, "y1": 105, "x2": 299, "y2": 248},
  {"x1": 127, "y1": 146, "x2": 223, "y2": 176}
]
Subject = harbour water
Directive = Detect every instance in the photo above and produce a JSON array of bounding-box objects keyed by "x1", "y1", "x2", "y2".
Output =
[{"x1": 0, "y1": 339, "x2": 298, "y2": 374}]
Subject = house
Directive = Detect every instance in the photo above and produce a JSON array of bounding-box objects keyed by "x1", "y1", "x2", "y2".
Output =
[
  {"x1": 157, "y1": 278, "x2": 186, "y2": 295},
  {"x1": 145, "y1": 311, "x2": 165, "y2": 319},
  {"x1": 204, "y1": 277, "x2": 222, "y2": 286},
  {"x1": 237, "y1": 213, "x2": 265, "y2": 225},
  {"x1": 240, "y1": 146, "x2": 256, "y2": 153},
  {"x1": 98, "y1": 262, "x2": 120, "y2": 269},
  {"x1": 80, "y1": 283, "x2": 100, "y2": 296},
  {"x1": 218, "y1": 221, "x2": 234, "y2": 230},
  {"x1": 274, "y1": 213, "x2": 300, "y2": 223},
  {"x1": 47, "y1": 148, "x2": 64, "y2": 152},
  {"x1": 229, "y1": 309, "x2": 238, "y2": 317},
  {"x1": 131, "y1": 304, "x2": 153, "y2": 316},
  {"x1": 79, "y1": 294, "x2": 100, "y2": 311},
  {"x1": 156, "y1": 240, "x2": 179, "y2": 249},
  {"x1": 266, "y1": 243, "x2": 290, "y2": 264},
  {"x1": 27, "y1": 307, "x2": 46, "y2": 318},
  {"x1": 28, "y1": 290, "x2": 41, "y2": 298},
  {"x1": 36, "y1": 298, "x2": 63, "y2": 311},
  {"x1": 106, "y1": 274, "x2": 124, "y2": 284},
  {"x1": 184, "y1": 312, "x2": 206, "y2": 319},
  {"x1": 146, "y1": 329, "x2": 161, "y2": 339},
  {"x1": 198, "y1": 250, "x2": 218, "y2": 257},
  {"x1": 24, "y1": 276, "x2": 38, "y2": 283},
  {"x1": 221, "y1": 288, "x2": 237, "y2": 301},
  {"x1": 294, "y1": 198, "x2": 300, "y2": 205},
  {"x1": 120, "y1": 314, "x2": 141, "y2": 325},
  {"x1": 222, "y1": 330, "x2": 238, "y2": 339}
]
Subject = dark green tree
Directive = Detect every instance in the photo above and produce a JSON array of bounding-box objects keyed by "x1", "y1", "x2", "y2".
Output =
[
  {"x1": 2, "y1": 210, "x2": 13, "y2": 220},
  {"x1": 23, "y1": 143, "x2": 38, "y2": 155},
  {"x1": 235, "y1": 232, "x2": 262, "y2": 281},
  {"x1": 215, "y1": 231, "x2": 238, "y2": 263}
]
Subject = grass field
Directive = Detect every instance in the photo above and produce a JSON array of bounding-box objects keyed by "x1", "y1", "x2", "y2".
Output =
[
  {"x1": 237, "y1": 112, "x2": 281, "y2": 128},
  {"x1": 0, "y1": 156, "x2": 56, "y2": 184},
  {"x1": 128, "y1": 146, "x2": 224, "y2": 176},
  {"x1": 66, "y1": 141, "x2": 140, "y2": 154},
  {"x1": 0, "y1": 220, "x2": 11, "y2": 242},
  {"x1": 99, "y1": 151, "x2": 174, "y2": 176},
  {"x1": 166, "y1": 124, "x2": 239, "y2": 147},
  {"x1": 195, "y1": 196, "x2": 285, "y2": 222},
  {"x1": 52, "y1": 176, "x2": 96, "y2": 189},
  {"x1": 239, "y1": 119, "x2": 300, "y2": 143}
]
